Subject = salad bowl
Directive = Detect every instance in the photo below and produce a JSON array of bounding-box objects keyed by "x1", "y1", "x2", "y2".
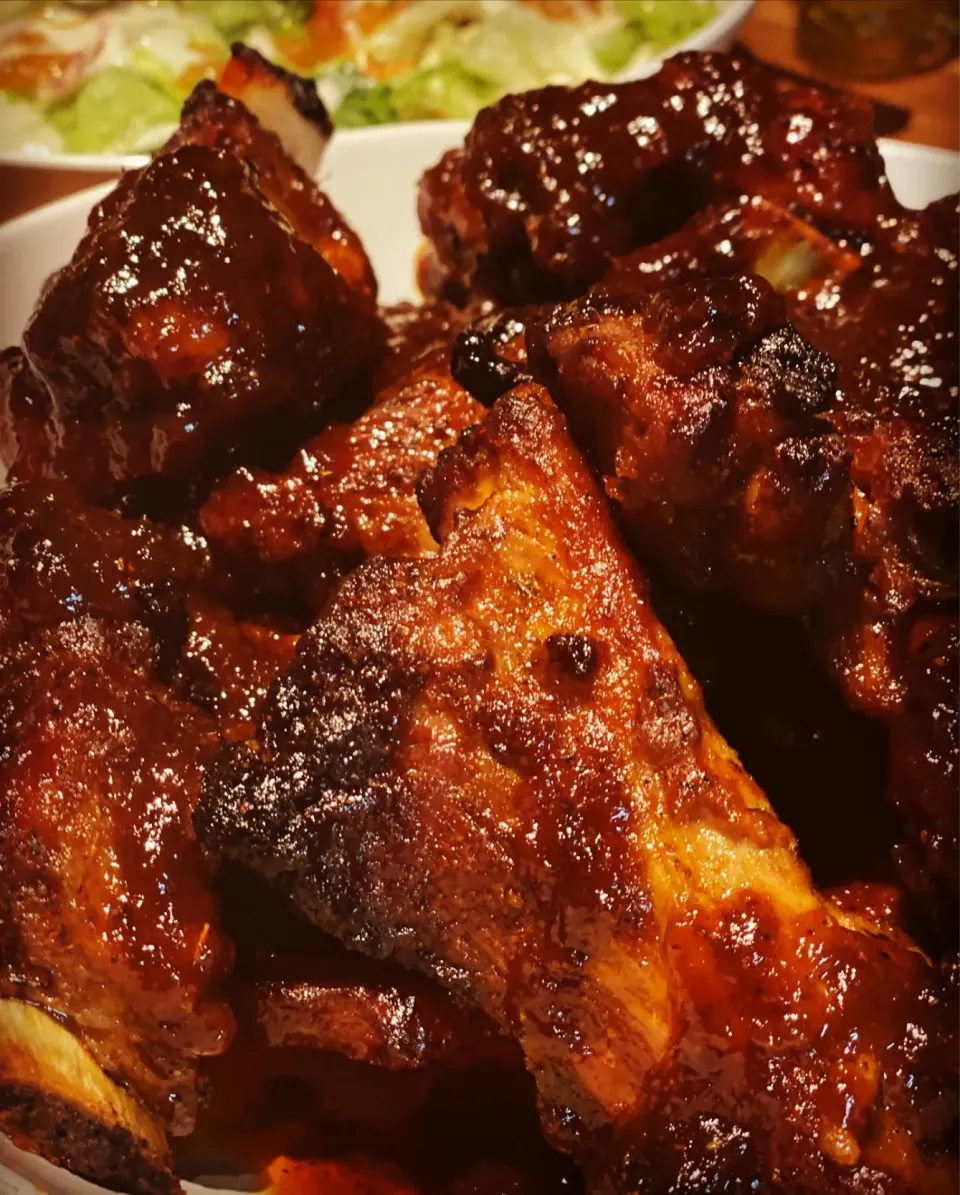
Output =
[{"x1": 0, "y1": 0, "x2": 754, "y2": 170}]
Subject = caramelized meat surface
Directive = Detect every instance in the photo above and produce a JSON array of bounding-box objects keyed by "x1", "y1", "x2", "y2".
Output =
[
  {"x1": 254, "y1": 975, "x2": 478, "y2": 1069},
  {"x1": 0, "y1": 348, "x2": 56, "y2": 487},
  {"x1": 0, "y1": 619, "x2": 233, "y2": 1134},
  {"x1": 20, "y1": 143, "x2": 383, "y2": 493},
  {"x1": 603, "y1": 194, "x2": 862, "y2": 296},
  {"x1": 377, "y1": 300, "x2": 491, "y2": 390},
  {"x1": 0, "y1": 479, "x2": 205, "y2": 637},
  {"x1": 198, "y1": 386, "x2": 957, "y2": 1194},
  {"x1": 526, "y1": 273, "x2": 850, "y2": 609},
  {"x1": 0, "y1": 481, "x2": 241, "y2": 1190},
  {"x1": 214, "y1": 864, "x2": 500, "y2": 1075},
  {"x1": 888, "y1": 613, "x2": 959, "y2": 915},
  {"x1": 419, "y1": 52, "x2": 891, "y2": 302},
  {"x1": 0, "y1": 998, "x2": 178, "y2": 1195},
  {"x1": 193, "y1": 870, "x2": 578, "y2": 1194},
  {"x1": 173, "y1": 597, "x2": 299, "y2": 742},
  {"x1": 3, "y1": 44, "x2": 957, "y2": 1195},
  {"x1": 200, "y1": 349, "x2": 483, "y2": 614}
]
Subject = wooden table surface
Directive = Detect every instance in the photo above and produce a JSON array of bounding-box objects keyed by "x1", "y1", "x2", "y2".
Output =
[{"x1": 0, "y1": 0, "x2": 957, "y2": 226}]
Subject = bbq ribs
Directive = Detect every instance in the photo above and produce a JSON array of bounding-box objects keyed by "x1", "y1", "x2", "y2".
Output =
[
  {"x1": 0, "y1": 493, "x2": 232, "y2": 1192},
  {"x1": 0, "y1": 50, "x2": 395, "y2": 1194},
  {"x1": 198, "y1": 385, "x2": 957, "y2": 1195},
  {"x1": 5, "y1": 47, "x2": 383, "y2": 501},
  {"x1": 426, "y1": 53, "x2": 959, "y2": 937},
  {"x1": 418, "y1": 52, "x2": 892, "y2": 304},
  {"x1": 0, "y1": 41, "x2": 956, "y2": 1195},
  {"x1": 199, "y1": 335, "x2": 483, "y2": 617}
]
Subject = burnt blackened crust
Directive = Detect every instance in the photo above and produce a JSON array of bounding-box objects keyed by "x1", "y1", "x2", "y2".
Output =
[
  {"x1": 0, "y1": 1085, "x2": 177, "y2": 1195},
  {"x1": 739, "y1": 324, "x2": 837, "y2": 426},
  {"x1": 525, "y1": 274, "x2": 853, "y2": 610},
  {"x1": 196, "y1": 591, "x2": 426, "y2": 947},
  {"x1": 181, "y1": 77, "x2": 227, "y2": 122}
]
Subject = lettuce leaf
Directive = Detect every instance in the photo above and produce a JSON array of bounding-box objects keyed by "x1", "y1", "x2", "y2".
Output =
[
  {"x1": 394, "y1": 60, "x2": 498, "y2": 120},
  {"x1": 47, "y1": 62, "x2": 181, "y2": 153},
  {"x1": 178, "y1": 0, "x2": 311, "y2": 40},
  {"x1": 334, "y1": 80, "x2": 398, "y2": 127},
  {"x1": 361, "y1": 1, "x2": 486, "y2": 70},
  {"x1": 596, "y1": 0, "x2": 717, "y2": 74},
  {"x1": 334, "y1": 59, "x2": 497, "y2": 127}
]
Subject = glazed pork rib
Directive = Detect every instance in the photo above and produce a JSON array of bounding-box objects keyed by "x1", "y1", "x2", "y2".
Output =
[
  {"x1": 525, "y1": 272, "x2": 851, "y2": 611},
  {"x1": 198, "y1": 385, "x2": 957, "y2": 1194},
  {"x1": 217, "y1": 42, "x2": 333, "y2": 179},
  {"x1": 19, "y1": 142, "x2": 381, "y2": 494},
  {"x1": 418, "y1": 52, "x2": 892, "y2": 304},
  {"x1": 0, "y1": 618, "x2": 231, "y2": 1195},
  {"x1": 6, "y1": 46, "x2": 384, "y2": 498},
  {"x1": 0, "y1": 345, "x2": 476, "y2": 1190},
  {"x1": 171, "y1": 53, "x2": 377, "y2": 300},
  {"x1": 0, "y1": 482, "x2": 236, "y2": 1193}
]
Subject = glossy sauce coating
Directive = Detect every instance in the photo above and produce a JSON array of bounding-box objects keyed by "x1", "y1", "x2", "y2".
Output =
[
  {"x1": 526, "y1": 273, "x2": 851, "y2": 610},
  {"x1": 0, "y1": 348, "x2": 56, "y2": 485},
  {"x1": 528, "y1": 200, "x2": 957, "y2": 929},
  {"x1": 173, "y1": 597, "x2": 300, "y2": 741},
  {"x1": 419, "y1": 52, "x2": 892, "y2": 302},
  {"x1": 433, "y1": 66, "x2": 957, "y2": 935},
  {"x1": 187, "y1": 867, "x2": 580, "y2": 1195},
  {"x1": 0, "y1": 479, "x2": 205, "y2": 636},
  {"x1": 2, "y1": 45, "x2": 957, "y2": 1195},
  {"x1": 376, "y1": 300, "x2": 493, "y2": 391},
  {"x1": 200, "y1": 347, "x2": 483, "y2": 614},
  {"x1": 0, "y1": 618, "x2": 233, "y2": 1132},
  {"x1": 171, "y1": 80, "x2": 376, "y2": 299},
  {"x1": 22, "y1": 144, "x2": 384, "y2": 491},
  {"x1": 198, "y1": 385, "x2": 957, "y2": 1194}
]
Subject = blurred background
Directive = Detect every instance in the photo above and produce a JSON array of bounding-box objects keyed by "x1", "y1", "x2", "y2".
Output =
[{"x1": 0, "y1": 0, "x2": 957, "y2": 223}]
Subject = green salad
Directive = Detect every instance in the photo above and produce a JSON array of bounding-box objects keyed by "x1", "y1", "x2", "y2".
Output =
[{"x1": 0, "y1": 0, "x2": 719, "y2": 156}]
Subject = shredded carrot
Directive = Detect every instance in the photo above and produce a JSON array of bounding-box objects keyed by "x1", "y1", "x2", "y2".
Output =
[
  {"x1": 0, "y1": 51, "x2": 76, "y2": 95},
  {"x1": 365, "y1": 54, "x2": 417, "y2": 80},
  {"x1": 353, "y1": 0, "x2": 414, "y2": 37},
  {"x1": 277, "y1": 0, "x2": 349, "y2": 69}
]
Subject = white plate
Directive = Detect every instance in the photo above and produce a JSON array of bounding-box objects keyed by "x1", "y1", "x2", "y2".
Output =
[
  {"x1": 0, "y1": 118, "x2": 957, "y2": 1195},
  {"x1": 0, "y1": 1, "x2": 754, "y2": 172}
]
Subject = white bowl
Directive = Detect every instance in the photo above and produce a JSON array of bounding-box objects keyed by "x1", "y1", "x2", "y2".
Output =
[
  {"x1": 0, "y1": 1, "x2": 755, "y2": 173},
  {"x1": 0, "y1": 117, "x2": 957, "y2": 1195}
]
